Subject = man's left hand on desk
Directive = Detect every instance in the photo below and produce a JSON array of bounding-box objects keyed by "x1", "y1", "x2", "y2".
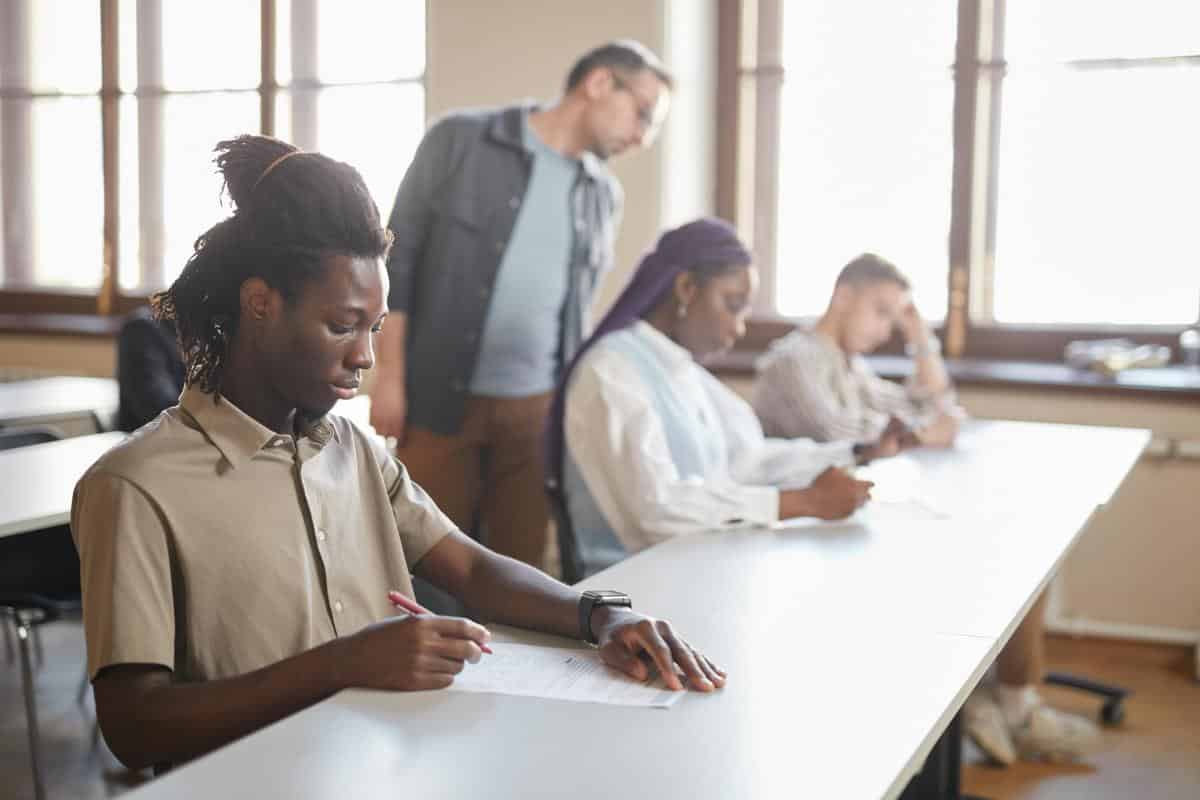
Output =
[{"x1": 592, "y1": 607, "x2": 727, "y2": 693}]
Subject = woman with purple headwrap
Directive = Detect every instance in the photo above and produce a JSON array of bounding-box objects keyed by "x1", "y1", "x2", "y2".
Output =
[{"x1": 549, "y1": 218, "x2": 879, "y2": 578}]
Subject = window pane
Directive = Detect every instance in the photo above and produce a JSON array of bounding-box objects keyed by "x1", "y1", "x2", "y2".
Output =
[
  {"x1": 314, "y1": 84, "x2": 424, "y2": 220},
  {"x1": 161, "y1": 93, "x2": 259, "y2": 288},
  {"x1": 275, "y1": 0, "x2": 293, "y2": 86},
  {"x1": 1005, "y1": 1, "x2": 1200, "y2": 64},
  {"x1": 30, "y1": 0, "x2": 102, "y2": 93},
  {"x1": 316, "y1": 0, "x2": 425, "y2": 84},
  {"x1": 120, "y1": 93, "x2": 259, "y2": 292},
  {"x1": 119, "y1": 0, "x2": 138, "y2": 92},
  {"x1": 0, "y1": 97, "x2": 103, "y2": 290},
  {"x1": 775, "y1": 3, "x2": 955, "y2": 319},
  {"x1": 117, "y1": 95, "x2": 140, "y2": 291},
  {"x1": 274, "y1": 91, "x2": 293, "y2": 144},
  {"x1": 162, "y1": 1, "x2": 259, "y2": 91},
  {"x1": 0, "y1": 110, "x2": 5, "y2": 280},
  {"x1": 993, "y1": 66, "x2": 1200, "y2": 325}
]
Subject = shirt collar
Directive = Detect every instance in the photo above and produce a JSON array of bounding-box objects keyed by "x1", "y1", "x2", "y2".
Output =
[
  {"x1": 803, "y1": 324, "x2": 843, "y2": 357},
  {"x1": 631, "y1": 320, "x2": 695, "y2": 372},
  {"x1": 488, "y1": 102, "x2": 606, "y2": 181},
  {"x1": 179, "y1": 386, "x2": 338, "y2": 470}
]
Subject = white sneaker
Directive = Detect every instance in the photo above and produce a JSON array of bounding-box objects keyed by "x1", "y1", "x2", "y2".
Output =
[
  {"x1": 963, "y1": 687, "x2": 1017, "y2": 766},
  {"x1": 1013, "y1": 705, "x2": 1101, "y2": 763}
]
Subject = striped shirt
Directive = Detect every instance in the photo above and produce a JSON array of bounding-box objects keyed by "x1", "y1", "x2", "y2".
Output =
[{"x1": 752, "y1": 327, "x2": 956, "y2": 443}]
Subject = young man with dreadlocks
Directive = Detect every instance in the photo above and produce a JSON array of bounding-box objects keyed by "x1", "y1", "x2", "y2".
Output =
[{"x1": 71, "y1": 135, "x2": 724, "y2": 772}]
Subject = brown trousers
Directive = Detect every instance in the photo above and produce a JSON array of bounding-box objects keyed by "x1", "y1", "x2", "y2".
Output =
[
  {"x1": 997, "y1": 591, "x2": 1048, "y2": 687},
  {"x1": 399, "y1": 393, "x2": 553, "y2": 569}
]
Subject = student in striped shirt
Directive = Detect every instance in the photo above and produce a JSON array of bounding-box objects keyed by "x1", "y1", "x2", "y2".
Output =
[
  {"x1": 751, "y1": 253, "x2": 1099, "y2": 765},
  {"x1": 752, "y1": 253, "x2": 961, "y2": 447}
]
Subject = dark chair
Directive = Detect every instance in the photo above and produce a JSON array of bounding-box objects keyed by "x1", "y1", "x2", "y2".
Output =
[
  {"x1": 545, "y1": 478, "x2": 626, "y2": 586},
  {"x1": 0, "y1": 595, "x2": 74, "y2": 800},
  {"x1": 0, "y1": 426, "x2": 61, "y2": 449},
  {"x1": 0, "y1": 426, "x2": 85, "y2": 800},
  {"x1": 1045, "y1": 671, "x2": 1129, "y2": 725}
]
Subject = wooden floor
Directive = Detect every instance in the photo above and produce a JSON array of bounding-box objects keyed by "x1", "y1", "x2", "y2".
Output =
[
  {"x1": 2, "y1": 624, "x2": 1197, "y2": 799},
  {"x1": 963, "y1": 635, "x2": 1200, "y2": 799}
]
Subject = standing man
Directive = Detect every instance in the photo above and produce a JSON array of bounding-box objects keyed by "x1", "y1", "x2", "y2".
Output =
[{"x1": 371, "y1": 41, "x2": 673, "y2": 569}]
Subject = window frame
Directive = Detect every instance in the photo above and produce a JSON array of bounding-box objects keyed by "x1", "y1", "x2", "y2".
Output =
[
  {"x1": 722, "y1": 0, "x2": 1196, "y2": 362},
  {"x1": 0, "y1": 0, "x2": 426, "y2": 325}
]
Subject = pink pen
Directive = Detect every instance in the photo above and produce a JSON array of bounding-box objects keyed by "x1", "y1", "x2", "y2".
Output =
[{"x1": 388, "y1": 590, "x2": 493, "y2": 654}]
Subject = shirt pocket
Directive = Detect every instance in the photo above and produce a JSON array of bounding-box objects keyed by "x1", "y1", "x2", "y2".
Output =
[
  {"x1": 434, "y1": 189, "x2": 484, "y2": 235},
  {"x1": 429, "y1": 190, "x2": 486, "y2": 282}
]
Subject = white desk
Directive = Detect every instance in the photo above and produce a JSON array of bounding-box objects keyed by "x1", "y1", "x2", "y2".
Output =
[
  {"x1": 0, "y1": 377, "x2": 119, "y2": 433},
  {"x1": 0, "y1": 432, "x2": 126, "y2": 539},
  {"x1": 121, "y1": 420, "x2": 1149, "y2": 800}
]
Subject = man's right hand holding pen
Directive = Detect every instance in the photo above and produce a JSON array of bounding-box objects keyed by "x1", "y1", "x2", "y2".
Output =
[{"x1": 338, "y1": 592, "x2": 493, "y2": 692}]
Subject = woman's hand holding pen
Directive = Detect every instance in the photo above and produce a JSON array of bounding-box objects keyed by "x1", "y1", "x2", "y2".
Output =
[{"x1": 781, "y1": 467, "x2": 873, "y2": 520}]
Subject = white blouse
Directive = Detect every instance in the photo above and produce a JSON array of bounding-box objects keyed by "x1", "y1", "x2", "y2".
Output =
[{"x1": 565, "y1": 321, "x2": 855, "y2": 553}]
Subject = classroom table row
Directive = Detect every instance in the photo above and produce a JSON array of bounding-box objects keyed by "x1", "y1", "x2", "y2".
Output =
[{"x1": 93, "y1": 419, "x2": 1146, "y2": 800}]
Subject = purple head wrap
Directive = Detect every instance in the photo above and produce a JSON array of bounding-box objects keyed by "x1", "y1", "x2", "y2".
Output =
[{"x1": 547, "y1": 216, "x2": 752, "y2": 484}]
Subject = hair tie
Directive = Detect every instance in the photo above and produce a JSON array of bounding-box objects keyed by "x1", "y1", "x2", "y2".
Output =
[{"x1": 253, "y1": 150, "x2": 303, "y2": 191}]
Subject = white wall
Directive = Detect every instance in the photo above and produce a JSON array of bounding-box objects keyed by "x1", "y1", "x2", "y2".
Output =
[{"x1": 957, "y1": 386, "x2": 1200, "y2": 645}]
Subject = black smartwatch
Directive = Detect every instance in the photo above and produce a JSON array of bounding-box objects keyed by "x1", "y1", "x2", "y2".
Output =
[{"x1": 578, "y1": 590, "x2": 632, "y2": 644}]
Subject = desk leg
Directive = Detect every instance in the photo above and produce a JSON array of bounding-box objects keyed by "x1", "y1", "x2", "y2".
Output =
[{"x1": 899, "y1": 713, "x2": 988, "y2": 800}]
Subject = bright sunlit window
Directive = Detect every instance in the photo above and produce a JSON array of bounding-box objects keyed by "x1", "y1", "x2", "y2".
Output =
[
  {"x1": 993, "y1": 0, "x2": 1200, "y2": 325},
  {"x1": 775, "y1": 3, "x2": 955, "y2": 320},
  {"x1": 763, "y1": 0, "x2": 1199, "y2": 332},
  {"x1": 0, "y1": 0, "x2": 426, "y2": 303}
]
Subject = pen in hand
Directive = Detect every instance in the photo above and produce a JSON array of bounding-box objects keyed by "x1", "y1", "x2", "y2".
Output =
[{"x1": 387, "y1": 590, "x2": 494, "y2": 654}]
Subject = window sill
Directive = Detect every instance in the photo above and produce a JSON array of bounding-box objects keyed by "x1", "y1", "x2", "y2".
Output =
[
  {"x1": 709, "y1": 349, "x2": 1200, "y2": 400},
  {"x1": 0, "y1": 313, "x2": 123, "y2": 338}
]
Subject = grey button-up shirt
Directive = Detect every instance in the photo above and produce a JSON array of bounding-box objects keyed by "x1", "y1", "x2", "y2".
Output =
[{"x1": 385, "y1": 103, "x2": 623, "y2": 435}]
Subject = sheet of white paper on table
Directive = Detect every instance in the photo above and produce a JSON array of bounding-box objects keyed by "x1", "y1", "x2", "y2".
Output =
[
  {"x1": 445, "y1": 642, "x2": 683, "y2": 708},
  {"x1": 864, "y1": 496, "x2": 951, "y2": 521},
  {"x1": 768, "y1": 495, "x2": 949, "y2": 530}
]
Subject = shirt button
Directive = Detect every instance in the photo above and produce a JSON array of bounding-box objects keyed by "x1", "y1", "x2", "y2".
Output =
[
  {"x1": 333, "y1": 600, "x2": 344, "y2": 613},
  {"x1": 494, "y1": 241, "x2": 505, "y2": 253},
  {"x1": 316, "y1": 529, "x2": 327, "y2": 542}
]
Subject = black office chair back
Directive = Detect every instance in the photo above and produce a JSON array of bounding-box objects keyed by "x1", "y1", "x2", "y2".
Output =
[{"x1": 0, "y1": 427, "x2": 61, "y2": 451}]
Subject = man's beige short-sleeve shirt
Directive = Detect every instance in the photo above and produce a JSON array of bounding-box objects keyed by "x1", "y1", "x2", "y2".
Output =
[{"x1": 71, "y1": 388, "x2": 456, "y2": 682}]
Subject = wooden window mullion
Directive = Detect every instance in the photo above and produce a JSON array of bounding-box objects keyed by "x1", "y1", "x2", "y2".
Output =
[
  {"x1": 260, "y1": 0, "x2": 277, "y2": 137},
  {"x1": 99, "y1": 0, "x2": 120, "y2": 314}
]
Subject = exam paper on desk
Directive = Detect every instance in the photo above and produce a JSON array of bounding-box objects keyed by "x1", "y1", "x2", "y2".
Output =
[
  {"x1": 768, "y1": 493, "x2": 949, "y2": 530},
  {"x1": 445, "y1": 642, "x2": 683, "y2": 708}
]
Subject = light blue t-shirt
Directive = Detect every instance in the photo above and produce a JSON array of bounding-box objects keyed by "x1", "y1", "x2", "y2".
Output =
[{"x1": 470, "y1": 117, "x2": 579, "y2": 396}]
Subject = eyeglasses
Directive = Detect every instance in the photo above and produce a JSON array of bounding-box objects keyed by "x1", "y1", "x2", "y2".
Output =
[{"x1": 610, "y1": 70, "x2": 657, "y2": 131}]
